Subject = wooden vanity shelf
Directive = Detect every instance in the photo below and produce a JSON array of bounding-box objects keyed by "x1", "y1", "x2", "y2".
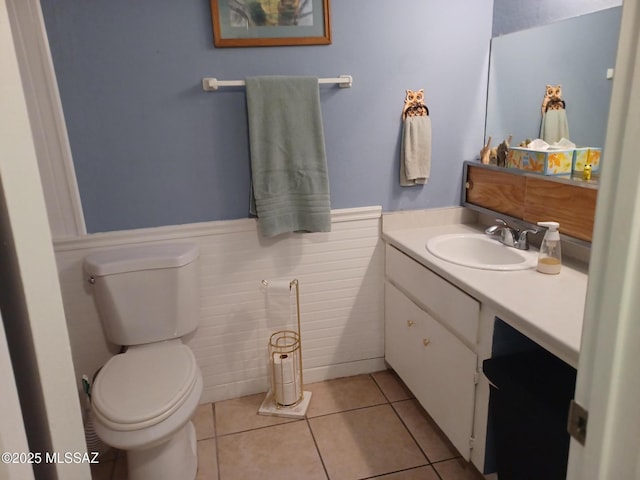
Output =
[{"x1": 462, "y1": 162, "x2": 598, "y2": 242}]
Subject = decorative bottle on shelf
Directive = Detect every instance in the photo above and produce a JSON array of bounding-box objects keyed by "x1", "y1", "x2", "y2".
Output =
[{"x1": 536, "y1": 221, "x2": 561, "y2": 275}]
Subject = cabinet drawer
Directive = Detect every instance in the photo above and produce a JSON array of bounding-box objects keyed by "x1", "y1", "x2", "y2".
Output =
[
  {"x1": 385, "y1": 282, "x2": 477, "y2": 459},
  {"x1": 385, "y1": 244, "x2": 480, "y2": 345}
]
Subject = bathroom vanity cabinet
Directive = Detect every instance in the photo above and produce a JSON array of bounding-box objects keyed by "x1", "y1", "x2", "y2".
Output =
[
  {"x1": 382, "y1": 215, "x2": 587, "y2": 474},
  {"x1": 384, "y1": 244, "x2": 479, "y2": 460}
]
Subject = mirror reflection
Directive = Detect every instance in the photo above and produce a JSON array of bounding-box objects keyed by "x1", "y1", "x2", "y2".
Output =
[{"x1": 485, "y1": 7, "x2": 622, "y2": 158}]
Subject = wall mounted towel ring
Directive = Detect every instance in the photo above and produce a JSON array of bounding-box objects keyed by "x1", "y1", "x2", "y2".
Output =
[
  {"x1": 541, "y1": 84, "x2": 566, "y2": 115},
  {"x1": 402, "y1": 89, "x2": 429, "y2": 121},
  {"x1": 400, "y1": 89, "x2": 432, "y2": 186}
]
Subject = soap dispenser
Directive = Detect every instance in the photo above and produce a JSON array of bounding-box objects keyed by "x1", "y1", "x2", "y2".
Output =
[{"x1": 536, "y1": 221, "x2": 561, "y2": 274}]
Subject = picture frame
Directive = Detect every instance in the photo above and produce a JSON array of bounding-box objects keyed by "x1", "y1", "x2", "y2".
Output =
[{"x1": 210, "y1": 0, "x2": 331, "y2": 47}]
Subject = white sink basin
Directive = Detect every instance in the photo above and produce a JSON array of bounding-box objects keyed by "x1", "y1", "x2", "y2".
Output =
[{"x1": 426, "y1": 233, "x2": 537, "y2": 271}]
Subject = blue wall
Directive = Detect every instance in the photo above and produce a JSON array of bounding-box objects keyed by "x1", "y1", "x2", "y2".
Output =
[
  {"x1": 41, "y1": 0, "x2": 493, "y2": 233},
  {"x1": 492, "y1": 0, "x2": 622, "y2": 36}
]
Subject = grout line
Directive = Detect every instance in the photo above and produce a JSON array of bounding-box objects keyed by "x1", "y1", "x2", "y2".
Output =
[
  {"x1": 388, "y1": 397, "x2": 461, "y2": 465},
  {"x1": 304, "y1": 415, "x2": 331, "y2": 480},
  {"x1": 359, "y1": 464, "x2": 439, "y2": 480},
  {"x1": 214, "y1": 417, "x2": 304, "y2": 438},
  {"x1": 212, "y1": 403, "x2": 222, "y2": 480},
  {"x1": 370, "y1": 370, "x2": 415, "y2": 404},
  {"x1": 430, "y1": 462, "x2": 446, "y2": 480},
  {"x1": 388, "y1": 400, "x2": 436, "y2": 466},
  {"x1": 368, "y1": 371, "x2": 391, "y2": 403},
  {"x1": 430, "y1": 457, "x2": 463, "y2": 465},
  {"x1": 430, "y1": 457, "x2": 487, "y2": 480},
  {"x1": 305, "y1": 401, "x2": 389, "y2": 420},
  {"x1": 350, "y1": 374, "x2": 432, "y2": 480}
]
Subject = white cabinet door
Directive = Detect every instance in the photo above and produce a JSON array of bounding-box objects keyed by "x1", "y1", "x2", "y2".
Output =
[{"x1": 385, "y1": 282, "x2": 478, "y2": 459}]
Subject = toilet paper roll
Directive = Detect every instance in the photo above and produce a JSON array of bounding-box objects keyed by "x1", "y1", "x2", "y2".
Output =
[
  {"x1": 273, "y1": 354, "x2": 296, "y2": 385},
  {"x1": 266, "y1": 279, "x2": 291, "y2": 293},
  {"x1": 274, "y1": 380, "x2": 300, "y2": 406},
  {"x1": 266, "y1": 279, "x2": 294, "y2": 326}
]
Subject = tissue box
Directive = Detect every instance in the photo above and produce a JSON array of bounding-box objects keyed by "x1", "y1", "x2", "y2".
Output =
[
  {"x1": 507, "y1": 147, "x2": 574, "y2": 175},
  {"x1": 572, "y1": 148, "x2": 601, "y2": 174}
]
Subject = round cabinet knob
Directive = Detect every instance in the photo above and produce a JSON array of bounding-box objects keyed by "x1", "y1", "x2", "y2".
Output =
[
  {"x1": 423, "y1": 338, "x2": 431, "y2": 347},
  {"x1": 88, "y1": 276, "x2": 95, "y2": 285},
  {"x1": 407, "y1": 320, "x2": 415, "y2": 327}
]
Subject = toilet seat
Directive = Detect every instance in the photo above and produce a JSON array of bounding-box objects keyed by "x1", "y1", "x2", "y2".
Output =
[{"x1": 92, "y1": 343, "x2": 198, "y2": 431}]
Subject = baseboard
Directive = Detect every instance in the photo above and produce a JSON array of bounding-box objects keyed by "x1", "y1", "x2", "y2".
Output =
[{"x1": 200, "y1": 357, "x2": 386, "y2": 404}]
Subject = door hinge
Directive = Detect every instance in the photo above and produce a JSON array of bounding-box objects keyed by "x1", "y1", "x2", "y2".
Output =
[
  {"x1": 469, "y1": 435, "x2": 475, "y2": 449},
  {"x1": 473, "y1": 371, "x2": 479, "y2": 385},
  {"x1": 567, "y1": 399, "x2": 588, "y2": 445}
]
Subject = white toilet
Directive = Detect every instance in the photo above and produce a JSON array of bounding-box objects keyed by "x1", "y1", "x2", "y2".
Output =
[{"x1": 84, "y1": 243, "x2": 203, "y2": 480}]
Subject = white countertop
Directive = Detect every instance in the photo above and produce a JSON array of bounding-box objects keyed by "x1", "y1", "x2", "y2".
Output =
[{"x1": 383, "y1": 222, "x2": 588, "y2": 368}]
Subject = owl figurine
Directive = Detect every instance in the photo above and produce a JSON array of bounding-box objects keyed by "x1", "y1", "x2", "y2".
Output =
[
  {"x1": 541, "y1": 84, "x2": 566, "y2": 115},
  {"x1": 402, "y1": 89, "x2": 429, "y2": 121}
]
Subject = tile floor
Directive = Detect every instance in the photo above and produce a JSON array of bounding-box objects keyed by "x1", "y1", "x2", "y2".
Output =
[{"x1": 91, "y1": 370, "x2": 486, "y2": 480}]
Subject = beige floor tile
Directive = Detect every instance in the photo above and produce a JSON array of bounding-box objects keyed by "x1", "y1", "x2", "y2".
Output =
[
  {"x1": 196, "y1": 438, "x2": 218, "y2": 480},
  {"x1": 373, "y1": 465, "x2": 441, "y2": 480},
  {"x1": 193, "y1": 403, "x2": 215, "y2": 440},
  {"x1": 371, "y1": 370, "x2": 413, "y2": 402},
  {"x1": 392, "y1": 399, "x2": 458, "y2": 462},
  {"x1": 433, "y1": 458, "x2": 485, "y2": 480},
  {"x1": 217, "y1": 421, "x2": 326, "y2": 480},
  {"x1": 309, "y1": 404, "x2": 427, "y2": 480},
  {"x1": 305, "y1": 374, "x2": 387, "y2": 418},
  {"x1": 214, "y1": 392, "x2": 298, "y2": 436}
]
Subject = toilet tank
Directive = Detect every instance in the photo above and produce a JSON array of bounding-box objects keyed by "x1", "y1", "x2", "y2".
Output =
[{"x1": 84, "y1": 243, "x2": 199, "y2": 346}]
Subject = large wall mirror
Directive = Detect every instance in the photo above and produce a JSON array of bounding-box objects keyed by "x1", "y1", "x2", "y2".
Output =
[{"x1": 485, "y1": 7, "x2": 622, "y2": 159}]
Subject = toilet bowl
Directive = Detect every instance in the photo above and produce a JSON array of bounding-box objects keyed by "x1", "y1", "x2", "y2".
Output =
[
  {"x1": 91, "y1": 342, "x2": 202, "y2": 480},
  {"x1": 84, "y1": 243, "x2": 202, "y2": 480}
]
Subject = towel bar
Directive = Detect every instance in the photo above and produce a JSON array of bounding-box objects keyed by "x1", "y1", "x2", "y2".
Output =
[{"x1": 202, "y1": 75, "x2": 353, "y2": 91}]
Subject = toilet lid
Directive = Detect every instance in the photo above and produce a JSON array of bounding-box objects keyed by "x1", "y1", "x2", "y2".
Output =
[{"x1": 92, "y1": 344, "x2": 198, "y2": 431}]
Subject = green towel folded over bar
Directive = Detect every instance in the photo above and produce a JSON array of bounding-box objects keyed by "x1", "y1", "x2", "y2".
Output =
[{"x1": 246, "y1": 76, "x2": 331, "y2": 238}]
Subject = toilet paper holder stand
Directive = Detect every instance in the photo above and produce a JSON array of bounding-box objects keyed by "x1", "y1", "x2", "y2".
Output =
[{"x1": 264, "y1": 279, "x2": 305, "y2": 409}]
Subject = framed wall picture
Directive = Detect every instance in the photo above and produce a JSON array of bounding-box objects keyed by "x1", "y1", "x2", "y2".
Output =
[{"x1": 210, "y1": 0, "x2": 331, "y2": 47}]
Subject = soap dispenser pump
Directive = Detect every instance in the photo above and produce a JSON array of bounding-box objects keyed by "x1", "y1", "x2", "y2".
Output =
[{"x1": 536, "y1": 221, "x2": 561, "y2": 274}]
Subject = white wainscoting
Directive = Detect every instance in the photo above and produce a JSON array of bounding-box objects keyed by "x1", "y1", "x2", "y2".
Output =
[{"x1": 54, "y1": 206, "x2": 385, "y2": 404}]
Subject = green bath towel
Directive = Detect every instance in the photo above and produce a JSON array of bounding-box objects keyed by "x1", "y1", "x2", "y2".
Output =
[
  {"x1": 540, "y1": 109, "x2": 570, "y2": 144},
  {"x1": 246, "y1": 76, "x2": 331, "y2": 238}
]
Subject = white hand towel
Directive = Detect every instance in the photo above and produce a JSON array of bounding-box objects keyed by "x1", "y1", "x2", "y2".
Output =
[{"x1": 400, "y1": 115, "x2": 432, "y2": 186}]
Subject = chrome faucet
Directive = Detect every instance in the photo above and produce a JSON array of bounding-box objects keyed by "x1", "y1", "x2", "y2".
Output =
[{"x1": 485, "y1": 218, "x2": 537, "y2": 250}]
